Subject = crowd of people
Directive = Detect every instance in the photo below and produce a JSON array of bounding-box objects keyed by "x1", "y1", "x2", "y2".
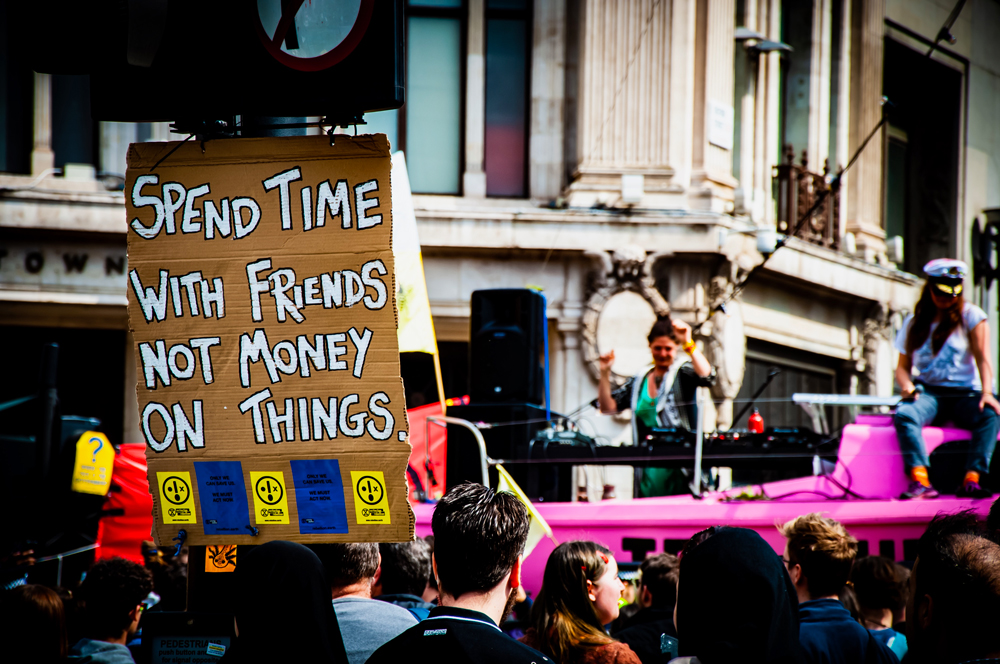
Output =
[{"x1": 4, "y1": 481, "x2": 1000, "y2": 663}]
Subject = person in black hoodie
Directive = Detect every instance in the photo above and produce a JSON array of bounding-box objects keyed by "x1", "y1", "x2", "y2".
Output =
[
  {"x1": 615, "y1": 553, "x2": 679, "y2": 663},
  {"x1": 673, "y1": 527, "x2": 804, "y2": 664},
  {"x1": 225, "y1": 541, "x2": 348, "y2": 663}
]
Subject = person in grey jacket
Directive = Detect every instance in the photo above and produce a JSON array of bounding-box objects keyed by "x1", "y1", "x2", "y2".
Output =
[
  {"x1": 312, "y1": 542, "x2": 417, "y2": 664},
  {"x1": 68, "y1": 558, "x2": 153, "y2": 664}
]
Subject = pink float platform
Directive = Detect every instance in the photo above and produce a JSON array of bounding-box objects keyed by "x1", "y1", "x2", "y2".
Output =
[{"x1": 410, "y1": 413, "x2": 995, "y2": 597}]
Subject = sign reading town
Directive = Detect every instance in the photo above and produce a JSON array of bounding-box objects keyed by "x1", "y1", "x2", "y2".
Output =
[{"x1": 125, "y1": 135, "x2": 413, "y2": 545}]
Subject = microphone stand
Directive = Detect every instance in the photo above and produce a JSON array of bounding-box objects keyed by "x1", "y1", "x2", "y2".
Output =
[{"x1": 732, "y1": 368, "x2": 781, "y2": 426}]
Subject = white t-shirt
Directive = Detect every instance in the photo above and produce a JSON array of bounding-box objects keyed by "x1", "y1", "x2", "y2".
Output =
[{"x1": 894, "y1": 302, "x2": 988, "y2": 389}]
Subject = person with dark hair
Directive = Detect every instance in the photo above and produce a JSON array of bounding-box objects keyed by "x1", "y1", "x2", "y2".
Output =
[
  {"x1": 891, "y1": 562, "x2": 909, "y2": 629},
  {"x1": 374, "y1": 540, "x2": 436, "y2": 620},
  {"x1": 68, "y1": 557, "x2": 153, "y2": 664},
  {"x1": 614, "y1": 553, "x2": 679, "y2": 664},
  {"x1": 838, "y1": 583, "x2": 861, "y2": 621},
  {"x1": 368, "y1": 483, "x2": 547, "y2": 664},
  {"x1": 141, "y1": 540, "x2": 187, "y2": 612},
  {"x1": 851, "y1": 556, "x2": 908, "y2": 660},
  {"x1": 311, "y1": 543, "x2": 417, "y2": 664},
  {"x1": 894, "y1": 258, "x2": 999, "y2": 499},
  {"x1": 779, "y1": 514, "x2": 897, "y2": 664},
  {"x1": 421, "y1": 535, "x2": 439, "y2": 603},
  {"x1": 227, "y1": 541, "x2": 347, "y2": 663},
  {"x1": 987, "y1": 494, "x2": 1000, "y2": 542},
  {"x1": 519, "y1": 541, "x2": 638, "y2": 664},
  {"x1": 906, "y1": 510, "x2": 1000, "y2": 663},
  {"x1": 597, "y1": 316, "x2": 716, "y2": 497},
  {"x1": 673, "y1": 527, "x2": 803, "y2": 664},
  {"x1": 0, "y1": 584, "x2": 68, "y2": 663},
  {"x1": 680, "y1": 526, "x2": 728, "y2": 559}
]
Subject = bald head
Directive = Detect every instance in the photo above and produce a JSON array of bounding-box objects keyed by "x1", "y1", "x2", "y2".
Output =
[
  {"x1": 951, "y1": 533, "x2": 1000, "y2": 602},
  {"x1": 910, "y1": 512, "x2": 1000, "y2": 662}
]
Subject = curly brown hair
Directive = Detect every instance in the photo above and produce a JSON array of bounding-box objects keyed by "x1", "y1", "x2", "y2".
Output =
[{"x1": 779, "y1": 513, "x2": 858, "y2": 597}]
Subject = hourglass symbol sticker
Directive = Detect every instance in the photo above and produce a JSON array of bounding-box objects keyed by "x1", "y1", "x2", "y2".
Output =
[
  {"x1": 350, "y1": 471, "x2": 389, "y2": 524},
  {"x1": 162, "y1": 476, "x2": 191, "y2": 505},
  {"x1": 156, "y1": 472, "x2": 196, "y2": 524},
  {"x1": 355, "y1": 475, "x2": 384, "y2": 505},
  {"x1": 249, "y1": 471, "x2": 290, "y2": 524},
  {"x1": 255, "y1": 476, "x2": 284, "y2": 505}
]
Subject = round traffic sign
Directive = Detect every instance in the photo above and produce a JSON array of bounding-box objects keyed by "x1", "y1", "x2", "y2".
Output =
[{"x1": 255, "y1": 0, "x2": 374, "y2": 72}]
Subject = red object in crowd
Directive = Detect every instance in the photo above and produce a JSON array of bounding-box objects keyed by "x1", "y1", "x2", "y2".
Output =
[
  {"x1": 95, "y1": 443, "x2": 154, "y2": 564},
  {"x1": 404, "y1": 396, "x2": 470, "y2": 501},
  {"x1": 748, "y1": 409, "x2": 764, "y2": 434}
]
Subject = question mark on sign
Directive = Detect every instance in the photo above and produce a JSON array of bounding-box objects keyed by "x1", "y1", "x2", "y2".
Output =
[{"x1": 90, "y1": 436, "x2": 104, "y2": 463}]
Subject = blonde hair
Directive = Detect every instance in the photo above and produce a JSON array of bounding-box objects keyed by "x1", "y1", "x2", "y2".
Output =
[{"x1": 779, "y1": 513, "x2": 858, "y2": 597}]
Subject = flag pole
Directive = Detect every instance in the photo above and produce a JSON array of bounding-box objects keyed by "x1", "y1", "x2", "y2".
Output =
[{"x1": 432, "y1": 350, "x2": 447, "y2": 416}]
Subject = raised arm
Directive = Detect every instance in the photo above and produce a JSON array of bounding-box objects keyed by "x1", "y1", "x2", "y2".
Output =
[
  {"x1": 672, "y1": 319, "x2": 712, "y2": 377},
  {"x1": 970, "y1": 320, "x2": 1000, "y2": 413}
]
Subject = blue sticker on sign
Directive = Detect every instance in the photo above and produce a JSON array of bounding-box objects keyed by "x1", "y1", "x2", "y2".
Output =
[
  {"x1": 290, "y1": 459, "x2": 349, "y2": 534},
  {"x1": 194, "y1": 462, "x2": 250, "y2": 535}
]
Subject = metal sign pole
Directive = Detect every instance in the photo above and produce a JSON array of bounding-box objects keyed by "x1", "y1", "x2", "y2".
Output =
[{"x1": 693, "y1": 388, "x2": 705, "y2": 497}]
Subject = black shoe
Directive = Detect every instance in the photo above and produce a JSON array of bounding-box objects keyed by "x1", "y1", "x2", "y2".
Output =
[
  {"x1": 900, "y1": 481, "x2": 939, "y2": 500},
  {"x1": 957, "y1": 481, "x2": 993, "y2": 499}
]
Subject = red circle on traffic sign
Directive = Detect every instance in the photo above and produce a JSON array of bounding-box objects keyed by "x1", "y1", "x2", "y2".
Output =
[{"x1": 254, "y1": 0, "x2": 375, "y2": 73}]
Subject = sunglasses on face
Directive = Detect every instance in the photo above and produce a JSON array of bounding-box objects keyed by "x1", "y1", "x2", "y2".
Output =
[{"x1": 933, "y1": 283, "x2": 962, "y2": 297}]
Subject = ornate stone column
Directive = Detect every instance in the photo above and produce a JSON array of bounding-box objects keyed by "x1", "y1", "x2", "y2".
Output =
[
  {"x1": 530, "y1": 0, "x2": 566, "y2": 199},
  {"x1": 751, "y1": 0, "x2": 782, "y2": 226},
  {"x1": 464, "y1": 0, "x2": 487, "y2": 197},
  {"x1": 845, "y1": 0, "x2": 887, "y2": 261},
  {"x1": 31, "y1": 73, "x2": 54, "y2": 176},
  {"x1": 690, "y1": 0, "x2": 738, "y2": 212},
  {"x1": 811, "y1": 0, "x2": 833, "y2": 173},
  {"x1": 567, "y1": 0, "x2": 687, "y2": 208}
]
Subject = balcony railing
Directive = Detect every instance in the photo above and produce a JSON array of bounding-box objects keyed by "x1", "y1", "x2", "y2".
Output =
[{"x1": 773, "y1": 147, "x2": 840, "y2": 250}]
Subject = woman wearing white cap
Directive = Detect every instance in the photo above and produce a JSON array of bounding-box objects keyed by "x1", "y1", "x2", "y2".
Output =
[{"x1": 894, "y1": 258, "x2": 999, "y2": 499}]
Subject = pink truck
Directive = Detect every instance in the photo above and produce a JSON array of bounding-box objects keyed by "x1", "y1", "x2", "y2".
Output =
[{"x1": 409, "y1": 396, "x2": 996, "y2": 596}]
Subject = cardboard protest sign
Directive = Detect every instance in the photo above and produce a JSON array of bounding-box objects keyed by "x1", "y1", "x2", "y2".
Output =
[{"x1": 125, "y1": 135, "x2": 413, "y2": 545}]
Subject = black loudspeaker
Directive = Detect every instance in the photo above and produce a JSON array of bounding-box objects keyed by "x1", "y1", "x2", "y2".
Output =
[
  {"x1": 445, "y1": 403, "x2": 551, "y2": 493},
  {"x1": 470, "y1": 289, "x2": 547, "y2": 405}
]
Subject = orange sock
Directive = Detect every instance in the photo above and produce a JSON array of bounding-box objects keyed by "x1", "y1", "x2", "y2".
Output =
[
  {"x1": 911, "y1": 466, "x2": 932, "y2": 488},
  {"x1": 964, "y1": 471, "x2": 980, "y2": 486}
]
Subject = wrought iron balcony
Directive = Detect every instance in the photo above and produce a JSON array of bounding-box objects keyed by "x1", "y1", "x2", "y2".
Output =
[{"x1": 773, "y1": 147, "x2": 841, "y2": 250}]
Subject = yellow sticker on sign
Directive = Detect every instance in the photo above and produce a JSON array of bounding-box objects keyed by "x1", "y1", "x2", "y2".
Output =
[
  {"x1": 351, "y1": 471, "x2": 391, "y2": 524},
  {"x1": 71, "y1": 431, "x2": 115, "y2": 496},
  {"x1": 250, "y1": 471, "x2": 290, "y2": 524},
  {"x1": 157, "y1": 472, "x2": 197, "y2": 524}
]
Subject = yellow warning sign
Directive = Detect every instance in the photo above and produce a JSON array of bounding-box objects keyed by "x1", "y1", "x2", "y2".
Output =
[
  {"x1": 351, "y1": 471, "x2": 391, "y2": 524},
  {"x1": 250, "y1": 471, "x2": 290, "y2": 524},
  {"x1": 157, "y1": 472, "x2": 197, "y2": 524},
  {"x1": 71, "y1": 431, "x2": 115, "y2": 496},
  {"x1": 205, "y1": 545, "x2": 237, "y2": 573}
]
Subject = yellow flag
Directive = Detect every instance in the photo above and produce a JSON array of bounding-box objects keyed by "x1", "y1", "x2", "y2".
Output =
[
  {"x1": 496, "y1": 463, "x2": 557, "y2": 558},
  {"x1": 391, "y1": 151, "x2": 445, "y2": 408},
  {"x1": 392, "y1": 151, "x2": 437, "y2": 355}
]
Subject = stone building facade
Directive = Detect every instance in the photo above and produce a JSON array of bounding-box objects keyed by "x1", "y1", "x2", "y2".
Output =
[{"x1": 2, "y1": 1, "x2": 999, "y2": 481}]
